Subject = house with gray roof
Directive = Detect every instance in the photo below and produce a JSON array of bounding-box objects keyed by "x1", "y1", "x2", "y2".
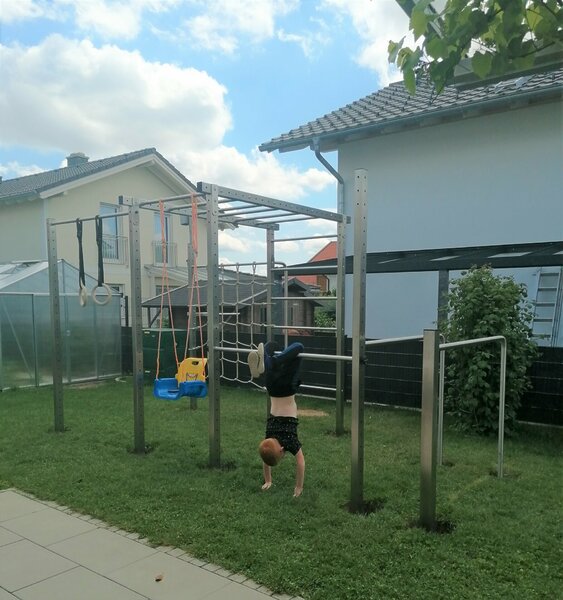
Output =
[
  {"x1": 260, "y1": 67, "x2": 563, "y2": 346},
  {"x1": 142, "y1": 267, "x2": 321, "y2": 334},
  {"x1": 0, "y1": 148, "x2": 199, "y2": 319}
]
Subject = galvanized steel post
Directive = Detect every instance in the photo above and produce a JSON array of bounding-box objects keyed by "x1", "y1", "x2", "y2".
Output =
[
  {"x1": 420, "y1": 328, "x2": 439, "y2": 531},
  {"x1": 350, "y1": 169, "x2": 367, "y2": 511},
  {"x1": 207, "y1": 184, "x2": 221, "y2": 467},
  {"x1": 47, "y1": 218, "x2": 65, "y2": 432},
  {"x1": 335, "y1": 181, "x2": 347, "y2": 436},
  {"x1": 129, "y1": 202, "x2": 145, "y2": 454}
]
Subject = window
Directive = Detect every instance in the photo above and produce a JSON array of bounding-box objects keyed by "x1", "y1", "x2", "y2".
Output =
[
  {"x1": 154, "y1": 213, "x2": 171, "y2": 265},
  {"x1": 100, "y1": 204, "x2": 120, "y2": 260}
]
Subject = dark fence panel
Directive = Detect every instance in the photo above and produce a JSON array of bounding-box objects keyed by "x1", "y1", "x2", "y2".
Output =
[
  {"x1": 519, "y1": 346, "x2": 563, "y2": 425},
  {"x1": 121, "y1": 328, "x2": 562, "y2": 426}
]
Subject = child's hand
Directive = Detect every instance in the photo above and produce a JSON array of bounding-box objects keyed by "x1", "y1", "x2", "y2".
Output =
[{"x1": 261, "y1": 482, "x2": 272, "y2": 491}]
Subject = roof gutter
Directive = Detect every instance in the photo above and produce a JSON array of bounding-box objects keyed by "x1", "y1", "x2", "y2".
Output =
[{"x1": 262, "y1": 84, "x2": 562, "y2": 155}]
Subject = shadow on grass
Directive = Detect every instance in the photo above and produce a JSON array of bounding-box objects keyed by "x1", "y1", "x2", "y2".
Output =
[
  {"x1": 408, "y1": 518, "x2": 456, "y2": 534},
  {"x1": 342, "y1": 497, "x2": 386, "y2": 516}
]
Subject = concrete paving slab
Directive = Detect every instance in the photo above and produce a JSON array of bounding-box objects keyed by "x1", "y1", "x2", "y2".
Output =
[
  {"x1": 49, "y1": 527, "x2": 158, "y2": 575},
  {"x1": 0, "y1": 527, "x2": 22, "y2": 548},
  {"x1": 2, "y1": 506, "x2": 97, "y2": 546},
  {"x1": 108, "y1": 551, "x2": 230, "y2": 600},
  {"x1": 0, "y1": 491, "x2": 47, "y2": 522},
  {"x1": 0, "y1": 539, "x2": 75, "y2": 592},
  {"x1": 15, "y1": 566, "x2": 147, "y2": 600},
  {"x1": 0, "y1": 491, "x2": 283, "y2": 600}
]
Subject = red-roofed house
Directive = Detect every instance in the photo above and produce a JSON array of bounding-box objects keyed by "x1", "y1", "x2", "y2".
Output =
[{"x1": 297, "y1": 241, "x2": 336, "y2": 294}]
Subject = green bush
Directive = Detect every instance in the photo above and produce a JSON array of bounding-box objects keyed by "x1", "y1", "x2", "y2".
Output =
[{"x1": 441, "y1": 265, "x2": 537, "y2": 435}]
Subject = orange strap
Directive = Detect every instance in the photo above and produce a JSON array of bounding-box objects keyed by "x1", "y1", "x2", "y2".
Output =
[
  {"x1": 155, "y1": 200, "x2": 179, "y2": 380},
  {"x1": 184, "y1": 194, "x2": 206, "y2": 363}
]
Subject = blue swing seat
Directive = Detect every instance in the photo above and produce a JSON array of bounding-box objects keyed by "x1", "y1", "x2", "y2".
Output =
[{"x1": 153, "y1": 378, "x2": 208, "y2": 400}]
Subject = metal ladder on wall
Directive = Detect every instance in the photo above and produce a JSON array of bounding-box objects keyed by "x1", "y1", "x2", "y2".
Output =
[{"x1": 532, "y1": 267, "x2": 563, "y2": 346}]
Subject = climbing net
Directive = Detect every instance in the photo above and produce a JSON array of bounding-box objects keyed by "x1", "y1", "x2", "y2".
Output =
[{"x1": 216, "y1": 261, "x2": 270, "y2": 389}]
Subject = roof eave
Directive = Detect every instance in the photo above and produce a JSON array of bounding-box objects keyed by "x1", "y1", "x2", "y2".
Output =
[
  {"x1": 259, "y1": 83, "x2": 562, "y2": 155},
  {"x1": 0, "y1": 191, "x2": 41, "y2": 206},
  {"x1": 40, "y1": 152, "x2": 195, "y2": 200}
]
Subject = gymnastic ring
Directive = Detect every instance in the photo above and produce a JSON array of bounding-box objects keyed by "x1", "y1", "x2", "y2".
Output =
[
  {"x1": 91, "y1": 283, "x2": 113, "y2": 306},
  {"x1": 79, "y1": 284, "x2": 89, "y2": 307}
]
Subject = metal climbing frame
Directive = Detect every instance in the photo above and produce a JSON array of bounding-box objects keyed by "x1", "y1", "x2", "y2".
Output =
[
  {"x1": 47, "y1": 176, "x2": 368, "y2": 508},
  {"x1": 195, "y1": 181, "x2": 351, "y2": 468}
]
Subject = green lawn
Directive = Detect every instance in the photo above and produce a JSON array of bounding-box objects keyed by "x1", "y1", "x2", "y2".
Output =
[{"x1": 0, "y1": 381, "x2": 561, "y2": 600}]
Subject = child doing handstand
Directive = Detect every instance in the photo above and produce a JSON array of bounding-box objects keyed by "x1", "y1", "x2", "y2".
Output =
[{"x1": 248, "y1": 341, "x2": 305, "y2": 497}]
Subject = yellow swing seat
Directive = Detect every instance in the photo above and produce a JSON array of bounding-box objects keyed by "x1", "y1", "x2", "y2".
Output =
[{"x1": 153, "y1": 358, "x2": 208, "y2": 400}]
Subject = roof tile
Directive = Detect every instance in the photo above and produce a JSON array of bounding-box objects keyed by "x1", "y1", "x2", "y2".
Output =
[{"x1": 260, "y1": 68, "x2": 563, "y2": 153}]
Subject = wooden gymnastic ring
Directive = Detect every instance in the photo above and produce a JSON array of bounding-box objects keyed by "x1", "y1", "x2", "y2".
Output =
[
  {"x1": 79, "y1": 284, "x2": 89, "y2": 307},
  {"x1": 91, "y1": 283, "x2": 112, "y2": 306}
]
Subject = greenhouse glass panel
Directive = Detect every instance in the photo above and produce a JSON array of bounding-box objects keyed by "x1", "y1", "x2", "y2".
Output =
[
  {"x1": 34, "y1": 295, "x2": 55, "y2": 386},
  {"x1": 96, "y1": 298, "x2": 122, "y2": 377},
  {"x1": 65, "y1": 296, "x2": 98, "y2": 382},
  {"x1": 0, "y1": 294, "x2": 36, "y2": 389}
]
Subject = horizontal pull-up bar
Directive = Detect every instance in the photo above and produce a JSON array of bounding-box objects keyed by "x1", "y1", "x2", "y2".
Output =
[
  {"x1": 275, "y1": 234, "x2": 337, "y2": 243},
  {"x1": 439, "y1": 335, "x2": 506, "y2": 350},
  {"x1": 215, "y1": 346, "x2": 353, "y2": 362},
  {"x1": 365, "y1": 335, "x2": 423, "y2": 346},
  {"x1": 271, "y1": 324, "x2": 337, "y2": 332},
  {"x1": 270, "y1": 296, "x2": 339, "y2": 301},
  {"x1": 49, "y1": 212, "x2": 129, "y2": 226}
]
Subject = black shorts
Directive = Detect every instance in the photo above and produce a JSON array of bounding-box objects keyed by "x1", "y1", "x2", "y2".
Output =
[{"x1": 265, "y1": 415, "x2": 301, "y2": 456}]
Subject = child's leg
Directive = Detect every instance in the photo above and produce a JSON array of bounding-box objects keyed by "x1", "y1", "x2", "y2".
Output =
[
  {"x1": 266, "y1": 342, "x2": 304, "y2": 370},
  {"x1": 276, "y1": 342, "x2": 304, "y2": 363}
]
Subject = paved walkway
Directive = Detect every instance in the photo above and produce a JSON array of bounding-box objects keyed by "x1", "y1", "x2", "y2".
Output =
[{"x1": 0, "y1": 489, "x2": 301, "y2": 600}]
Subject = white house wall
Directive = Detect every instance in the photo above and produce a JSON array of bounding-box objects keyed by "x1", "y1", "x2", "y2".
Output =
[
  {"x1": 0, "y1": 200, "x2": 46, "y2": 263},
  {"x1": 339, "y1": 101, "x2": 563, "y2": 340}
]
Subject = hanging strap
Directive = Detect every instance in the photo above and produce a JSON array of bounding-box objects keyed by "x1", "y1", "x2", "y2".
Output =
[
  {"x1": 92, "y1": 215, "x2": 112, "y2": 306},
  {"x1": 76, "y1": 218, "x2": 88, "y2": 306},
  {"x1": 155, "y1": 200, "x2": 180, "y2": 381},
  {"x1": 184, "y1": 194, "x2": 206, "y2": 364}
]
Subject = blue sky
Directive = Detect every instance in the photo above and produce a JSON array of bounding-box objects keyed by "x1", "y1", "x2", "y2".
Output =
[{"x1": 0, "y1": 0, "x2": 411, "y2": 266}]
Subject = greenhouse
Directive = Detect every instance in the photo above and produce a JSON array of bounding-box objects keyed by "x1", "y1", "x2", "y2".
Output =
[{"x1": 0, "y1": 260, "x2": 121, "y2": 390}]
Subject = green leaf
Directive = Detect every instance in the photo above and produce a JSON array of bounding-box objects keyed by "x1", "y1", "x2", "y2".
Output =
[
  {"x1": 403, "y1": 68, "x2": 416, "y2": 95},
  {"x1": 411, "y1": 11, "x2": 431, "y2": 40},
  {"x1": 425, "y1": 36, "x2": 448, "y2": 59},
  {"x1": 388, "y1": 37, "x2": 404, "y2": 64},
  {"x1": 472, "y1": 51, "x2": 494, "y2": 78}
]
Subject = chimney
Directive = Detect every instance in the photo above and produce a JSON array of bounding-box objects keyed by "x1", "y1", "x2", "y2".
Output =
[{"x1": 66, "y1": 152, "x2": 89, "y2": 167}]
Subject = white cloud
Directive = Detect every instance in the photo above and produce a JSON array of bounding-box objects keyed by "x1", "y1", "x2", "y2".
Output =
[
  {"x1": 0, "y1": 34, "x2": 333, "y2": 205},
  {"x1": 276, "y1": 20, "x2": 330, "y2": 59},
  {"x1": 170, "y1": 146, "x2": 334, "y2": 202},
  {"x1": 321, "y1": 0, "x2": 411, "y2": 86},
  {"x1": 0, "y1": 34, "x2": 230, "y2": 154},
  {"x1": 184, "y1": 0, "x2": 299, "y2": 54},
  {"x1": 0, "y1": 0, "x2": 45, "y2": 23},
  {"x1": 50, "y1": 0, "x2": 180, "y2": 40},
  {"x1": 0, "y1": 161, "x2": 45, "y2": 178}
]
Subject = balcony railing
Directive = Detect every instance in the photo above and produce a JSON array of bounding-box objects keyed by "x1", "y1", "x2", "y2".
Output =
[
  {"x1": 102, "y1": 234, "x2": 129, "y2": 265},
  {"x1": 152, "y1": 241, "x2": 177, "y2": 267}
]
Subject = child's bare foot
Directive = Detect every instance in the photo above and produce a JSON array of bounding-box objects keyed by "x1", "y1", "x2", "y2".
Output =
[
  {"x1": 261, "y1": 482, "x2": 272, "y2": 491},
  {"x1": 293, "y1": 487, "x2": 303, "y2": 497}
]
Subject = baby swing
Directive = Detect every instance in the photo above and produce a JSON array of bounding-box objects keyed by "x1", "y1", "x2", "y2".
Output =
[{"x1": 153, "y1": 197, "x2": 207, "y2": 400}]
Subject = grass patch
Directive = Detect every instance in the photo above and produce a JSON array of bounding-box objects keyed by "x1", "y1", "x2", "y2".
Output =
[{"x1": 1, "y1": 381, "x2": 562, "y2": 599}]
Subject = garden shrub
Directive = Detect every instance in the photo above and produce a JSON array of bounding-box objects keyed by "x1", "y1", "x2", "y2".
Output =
[{"x1": 441, "y1": 265, "x2": 537, "y2": 435}]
